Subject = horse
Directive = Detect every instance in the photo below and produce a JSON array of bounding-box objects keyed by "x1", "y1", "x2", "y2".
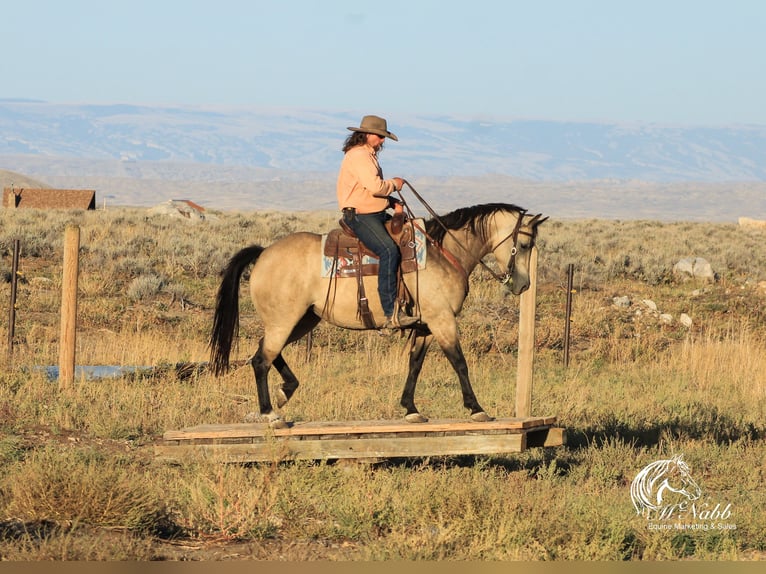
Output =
[
  {"x1": 630, "y1": 455, "x2": 702, "y2": 516},
  {"x1": 209, "y1": 202, "x2": 548, "y2": 427}
]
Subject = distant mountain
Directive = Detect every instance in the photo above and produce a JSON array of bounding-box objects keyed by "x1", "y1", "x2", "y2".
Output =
[
  {"x1": 0, "y1": 168, "x2": 50, "y2": 190},
  {"x1": 1, "y1": 100, "x2": 765, "y2": 221},
  {"x1": 1, "y1": 100, "x2": 765, "y2": 181}
]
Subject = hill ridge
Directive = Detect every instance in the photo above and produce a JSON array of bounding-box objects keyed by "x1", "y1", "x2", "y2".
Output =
[{"x1": 2, "y1": 101, "x2": 765, "y2": 182}]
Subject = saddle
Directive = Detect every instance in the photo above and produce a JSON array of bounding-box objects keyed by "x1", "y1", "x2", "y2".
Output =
[{"x1": 323, "y1": 209, "x2": 419, "y2": 328}]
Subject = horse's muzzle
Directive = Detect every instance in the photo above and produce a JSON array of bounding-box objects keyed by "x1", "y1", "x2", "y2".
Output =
[{"x1": 504, "y1": 280, "x2": 529, "y2": 296}]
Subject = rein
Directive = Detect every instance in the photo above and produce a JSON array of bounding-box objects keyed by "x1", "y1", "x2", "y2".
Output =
[{"x1": 401, "y1": 180, "x2": 528, "y2": 284}]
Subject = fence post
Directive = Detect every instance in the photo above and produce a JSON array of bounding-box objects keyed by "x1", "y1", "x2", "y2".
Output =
[
  {"x1": 7, "y1": 239, "x2": 20, "y2": 360},
  {"x1": 59, "y1": 226, "x2": 80, "y2": 390},
  {"x1": 515, "y1": 245, "x2": 538, "y2": 418},
  {"x1": 564, "y1": 263, "x2": 574, "y2": 367}
]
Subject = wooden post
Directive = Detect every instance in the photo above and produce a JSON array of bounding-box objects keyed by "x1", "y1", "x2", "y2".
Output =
[
  {"x1": 7, "y1": 239, "x2": 20, "y2": 359},
  {"x1": 563, "y1": 263, "x2": 574, "y2": 367},
  {"x1": 59, "y1": 226, "x2": 80, "y2": 390},
  {"x1": 515, "y1": 245, "x2": 538, "y2": 418}
]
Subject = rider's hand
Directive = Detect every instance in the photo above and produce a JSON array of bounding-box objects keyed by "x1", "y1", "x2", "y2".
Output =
[{"x1": 392, "y1": 177, "x2": 404, "y2": 191}]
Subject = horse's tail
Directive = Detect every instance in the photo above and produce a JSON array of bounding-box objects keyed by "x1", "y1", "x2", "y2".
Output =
[{"x1": 209, "y1": 245, "x2": 265, "y2": 375}]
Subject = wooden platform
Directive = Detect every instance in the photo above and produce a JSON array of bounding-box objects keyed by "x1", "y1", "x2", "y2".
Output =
[{"x1": 154, "y1": 416, "x2": 566, "y2": 463}]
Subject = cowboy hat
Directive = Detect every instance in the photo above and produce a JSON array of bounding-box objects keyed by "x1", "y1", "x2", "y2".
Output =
[{"x1": 347, "y1": 115, "x2": 398, "y2": 141}]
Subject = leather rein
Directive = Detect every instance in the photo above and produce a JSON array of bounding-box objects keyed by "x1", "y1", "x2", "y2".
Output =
[{"x1": 401, "y1": 181, "x2": 531, "y2": 286}]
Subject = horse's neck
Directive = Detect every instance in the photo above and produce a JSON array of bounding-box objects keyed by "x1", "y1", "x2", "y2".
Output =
[{"x1": 442, "y1": 232, "x2": 488, "y2": 273}]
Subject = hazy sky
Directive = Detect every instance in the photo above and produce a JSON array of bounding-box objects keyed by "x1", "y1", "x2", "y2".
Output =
[{"x1": 3, "y1": 0, "x2": 765, "y2": 125}]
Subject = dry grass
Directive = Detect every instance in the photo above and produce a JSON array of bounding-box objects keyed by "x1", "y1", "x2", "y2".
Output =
[{"x1": 0, "y1": 206, "x2": 764, "y2": 560}]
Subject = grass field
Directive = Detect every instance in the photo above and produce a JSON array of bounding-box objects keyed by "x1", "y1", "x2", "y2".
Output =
[{"x1": 0, "y1": 206, "x2": 764, "y2": 560}]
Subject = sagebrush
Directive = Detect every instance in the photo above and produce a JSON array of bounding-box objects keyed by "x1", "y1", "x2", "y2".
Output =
[{"x1": 0, "y1": 207, "x2": 764, "y2": 560}]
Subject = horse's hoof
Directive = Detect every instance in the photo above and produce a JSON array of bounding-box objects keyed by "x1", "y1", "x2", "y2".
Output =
[
  {"x1": 269, "y1": 418, "x2": 289, "y2": 429},
  {"x1": 244, "y1": 411, "x2": 288, "y2": 428},
  {"x1": 243, "y1": 411, "x2": 262, "y2": 423},
  {"x1": 470, "y1": 411, "x2": 495, "y2": 422},
  {"x1": 276, "y1": 388, "x2": 289, "y2": 408},
  {"x1": 405, "y1": 413, "x2": 429, "y2": 423}
]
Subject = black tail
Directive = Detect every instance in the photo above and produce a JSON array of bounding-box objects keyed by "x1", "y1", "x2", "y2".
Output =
[{"x1": 209, "y1": 245, "x2": 265, "y2": 375}]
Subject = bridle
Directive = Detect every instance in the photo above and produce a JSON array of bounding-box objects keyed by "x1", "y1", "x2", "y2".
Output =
[
  {"x1": 490, "y1": 209, "x2": 531, "y2": 285},
  {"x1": 401, "y1": 181, "x2": 533, "y2": 285}
]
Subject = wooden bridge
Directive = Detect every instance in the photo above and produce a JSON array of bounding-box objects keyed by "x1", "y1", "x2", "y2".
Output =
[{"x1": 155, "y1": 416, "x2": 564, "y2": 463}]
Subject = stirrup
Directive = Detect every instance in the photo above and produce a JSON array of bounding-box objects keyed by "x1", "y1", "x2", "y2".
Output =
[{"x1": 383, "y1": 311, "x2": 420, "y2": 329}]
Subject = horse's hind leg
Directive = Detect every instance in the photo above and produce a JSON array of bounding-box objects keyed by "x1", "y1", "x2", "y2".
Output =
[
  {"x1": 247, "y1": 311, "x2": 321, "y2": 424},
  {"x1": 275, "y1": 311, "x2": 321, "y2": 408},
  {"x1": 247, "y1": 338, "x2": 288, "y2": 427},
  {"x1": 273, "y1": 354, "x2": 298, "y2": 408},
  {"x1": 400, "y1": 333, "x2": 433, "y2": 423}
]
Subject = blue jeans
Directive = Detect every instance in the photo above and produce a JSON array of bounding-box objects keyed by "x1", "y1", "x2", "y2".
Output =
[{"x1": 342, "y1": 210, "x2": 400, "y2": 317}]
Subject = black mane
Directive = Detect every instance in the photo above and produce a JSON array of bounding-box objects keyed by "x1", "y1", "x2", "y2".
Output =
[{"x1": 424, "y1": 203, "x2": 526, "y2": 245}]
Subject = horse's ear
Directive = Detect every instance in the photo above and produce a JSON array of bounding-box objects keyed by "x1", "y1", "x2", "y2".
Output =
[{"x1": 529, "y1": 213, "x2": 549, "y2": 227}]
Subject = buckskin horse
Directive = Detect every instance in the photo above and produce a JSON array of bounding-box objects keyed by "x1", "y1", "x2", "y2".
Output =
[{"x1": 209, "y1": 202, "x2": 548, "y2": 427}]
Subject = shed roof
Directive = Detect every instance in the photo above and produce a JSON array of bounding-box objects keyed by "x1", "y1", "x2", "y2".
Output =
[{"x1": 3, "y1": 188, "x2": 96, "y2": 210}]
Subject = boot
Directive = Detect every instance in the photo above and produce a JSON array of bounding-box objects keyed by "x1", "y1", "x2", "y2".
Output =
[{"x1": 383, "y1": 310, "x2": 420, "y2": 329}]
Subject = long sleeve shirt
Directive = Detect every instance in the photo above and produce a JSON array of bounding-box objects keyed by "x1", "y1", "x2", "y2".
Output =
[{"x1": 336, "y1": 143, "x2": 396, "y2": 214}]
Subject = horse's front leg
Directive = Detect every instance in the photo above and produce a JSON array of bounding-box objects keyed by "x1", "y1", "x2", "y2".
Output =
[
  {"x1": 401, "y1": 333, "x2": 433, "y2": 423},
  {"x1": 434, "y1": 324, "x2": 494, "y2": 422}
]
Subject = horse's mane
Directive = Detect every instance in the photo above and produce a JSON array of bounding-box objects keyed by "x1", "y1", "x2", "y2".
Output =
[{"x1": 424, "y1": 203, "x2": 526, "y2": 245}]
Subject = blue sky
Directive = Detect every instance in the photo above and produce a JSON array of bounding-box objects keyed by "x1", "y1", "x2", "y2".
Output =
[{"x1": 3, "y1": 0, "x2": 765, "y2": 125}]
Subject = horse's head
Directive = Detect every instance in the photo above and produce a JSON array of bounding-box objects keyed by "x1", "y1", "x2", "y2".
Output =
[{"x1": 490, "y1": 210, "x2": 548, "y2": 295}]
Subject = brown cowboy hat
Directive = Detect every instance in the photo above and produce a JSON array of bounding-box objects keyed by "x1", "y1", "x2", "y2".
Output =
[{"x1": 347, "y1": 115, "x2": 398, "y2": 141}]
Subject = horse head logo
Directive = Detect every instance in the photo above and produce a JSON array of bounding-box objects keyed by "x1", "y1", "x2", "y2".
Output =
[{"x1": 630, "y1": 454, "x2": 702, "y2": 517}]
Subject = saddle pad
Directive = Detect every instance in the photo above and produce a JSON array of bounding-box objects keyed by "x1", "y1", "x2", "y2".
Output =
[{"x1": 320, "y1": 219, "x2": 428, "y2": 278}]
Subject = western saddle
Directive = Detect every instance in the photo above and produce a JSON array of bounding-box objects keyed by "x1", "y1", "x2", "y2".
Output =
[{"x1": 323, "y1": 206, "x2": 419, "y2": 328}]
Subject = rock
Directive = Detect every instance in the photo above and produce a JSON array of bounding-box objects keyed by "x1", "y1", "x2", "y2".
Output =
[
  {"x1": 147, "y1": 199, "x2": 211, "y2": 222},
  {"x1": 659, "y1": 313, "x2": 673, "y2": 324},
  {"x1": 692, "y1": 258, "x2": 714, "y2": 280},
  {"x1": 641, "y1": 299, "x2": 658, "y2": 312},
  {"x1": 738, "y1": 216, "x2": 766, "y2": 230},
  {"x1": 612, "y1": 296, "x2": 631, "y2": 308},
  {"x1": 674, "y1": 258, "x2": 695, "y2": 276},
  {"x1": 680, "y1": 313, "x2": 693, "y2": 328},
  {"x1": 673, "y1": 257, "x2": 715, "y2": 281}
]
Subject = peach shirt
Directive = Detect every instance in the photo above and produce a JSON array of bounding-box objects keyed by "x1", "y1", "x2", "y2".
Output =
[{"x1": 336, "y1": 143, "x2": 396, "y2": 213}]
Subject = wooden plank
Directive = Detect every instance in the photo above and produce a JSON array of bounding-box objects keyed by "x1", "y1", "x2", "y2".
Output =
[
  {"x1": 162, "y1": 416, "x2": 557, "y2": 441},
  {"x1": 155, "y1": 432, "x2": 527, "y2": 463},
  {"x1": 525, "y1": 426, "x2": 566, "y2": 448}
]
